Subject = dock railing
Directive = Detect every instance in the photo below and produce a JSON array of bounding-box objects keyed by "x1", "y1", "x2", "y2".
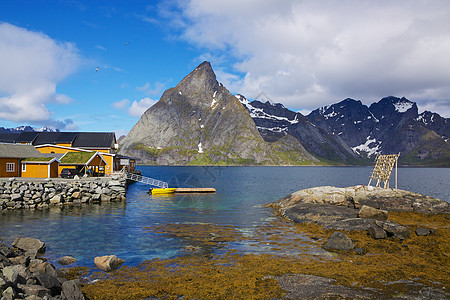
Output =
[{"x1": 125, "y1": 172, "x2": 168, "y2": 188}]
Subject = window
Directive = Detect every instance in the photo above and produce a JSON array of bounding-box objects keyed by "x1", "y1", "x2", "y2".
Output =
[
  {"x1": 22, "y1": 164, "x2": 26, "y2": 172},
  {"x1": 6, "y1": 163, "x2": 15, "y2": 172}
]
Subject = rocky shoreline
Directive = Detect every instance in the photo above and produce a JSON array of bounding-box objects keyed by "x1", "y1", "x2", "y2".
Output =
[
  {"x1": 0, "y1": 237, "x2": 84, "y2": 300},
  {"x1": 0, "y1": 176, "x2": 127, "y2": 211}
]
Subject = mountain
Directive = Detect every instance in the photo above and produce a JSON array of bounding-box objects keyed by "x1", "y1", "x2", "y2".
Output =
[
  {"x1": 119, "y1": 61, "x2": 449, "y2": 166},
  {"x1": 0, "y1": 126, "x2": 58, "y2": 133},
  {"x1": 240, "y1": 95, "x2": 449, "y2": 166},
  {"x1": 237, "y1": 95, "x2": 358, "y2": 163},
  {"x1": 119, "y1": 62, "x2": 318, "y2": 165}
]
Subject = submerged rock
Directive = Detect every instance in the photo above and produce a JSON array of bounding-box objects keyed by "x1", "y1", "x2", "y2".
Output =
[{"x1": 58, "y1": 256, "x2": 77, "y2": 266}]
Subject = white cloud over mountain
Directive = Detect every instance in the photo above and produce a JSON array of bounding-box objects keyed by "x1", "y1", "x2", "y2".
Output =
[
  {"x1": 170, "y1": 0, "x2": 450, "y2": 117},
  {"x1": 0, "y1": 22, "x2": 81, "y2": 127},
  {"x1": 113, "y1": 97, "x2": 157, "y2": 117}
]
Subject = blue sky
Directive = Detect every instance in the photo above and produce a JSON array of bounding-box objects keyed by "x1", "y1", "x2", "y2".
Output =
[{"x1": 1, "y1": 0, "x2": 450, "y2": 136}]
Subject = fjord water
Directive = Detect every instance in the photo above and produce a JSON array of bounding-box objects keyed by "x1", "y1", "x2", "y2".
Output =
[{"x1": 0, "y1": 166, "x2": 449, "y2": 268}]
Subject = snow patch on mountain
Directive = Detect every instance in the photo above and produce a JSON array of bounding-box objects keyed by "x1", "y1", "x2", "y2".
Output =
[
  {"x1": 236, "y1": 94, "x2": 298, "y2": 124},
  {"x1": 393, "y1": 101, "x2": 413, "y2": 113},
  {"x1": 351, "y1": 136, "x2": 381, "y2": 157}
]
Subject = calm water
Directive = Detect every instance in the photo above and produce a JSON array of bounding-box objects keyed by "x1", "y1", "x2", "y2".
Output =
[{"x1": 0, "y1": 166, "x2": 449, "y2": 268}]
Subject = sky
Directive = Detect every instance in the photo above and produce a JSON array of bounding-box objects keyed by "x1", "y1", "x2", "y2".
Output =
[{"x1": 1, "y1": 0, "x2": 450, "y2": 136}]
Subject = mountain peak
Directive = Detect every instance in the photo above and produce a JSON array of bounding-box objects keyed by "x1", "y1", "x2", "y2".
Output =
[{"x1": 176, "y1": 61, "x2": 218, "y2": 97}]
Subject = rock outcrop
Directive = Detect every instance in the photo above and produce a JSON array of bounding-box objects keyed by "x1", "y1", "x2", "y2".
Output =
[
  {"x1": 119, "y1": 61, "x2": 318, "y2": 165},
  {"x1": 269, "y1": 185, "x2": 449, "y2": 232}
]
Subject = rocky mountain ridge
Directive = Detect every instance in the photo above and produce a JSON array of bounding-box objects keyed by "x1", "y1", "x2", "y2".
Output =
[
  {"x1": 0, "y1": 126, "x2": 58, "y2": 133},
  {"x1": 240, "y1": 95, "x2": 450, "y2": 165}
]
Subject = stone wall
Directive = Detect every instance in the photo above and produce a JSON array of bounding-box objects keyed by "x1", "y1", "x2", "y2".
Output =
[{"x1": 0, "y1": 176, "x2": 127, "y2": 211}]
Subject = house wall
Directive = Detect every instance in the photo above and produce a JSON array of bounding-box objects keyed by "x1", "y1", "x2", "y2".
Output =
[
  {"x1": 101, "y1": 155, "x2": 114, "y2": 175},
  {"x1": 85, "y1": 148, "x2": 111, "y2": 154},
  {"x1": 0, "y1": 158, "x2": 19, "y2": 177},
  {"x1": 22, "y1": 163, "x2": 49, "y2": 178}
]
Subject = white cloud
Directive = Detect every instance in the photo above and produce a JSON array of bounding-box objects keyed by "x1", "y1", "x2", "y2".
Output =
[
  {"x1": 128, "y1": 97, "x2": 157, "y2": 117},
  {"x1": 168, "y1": 0, "x2": 450, "y2": 117},
  {"x1": 112, "y1": 98, "x2": 131, "y2": 110},
  {"x1": 0, "y1": 23, "x2": 81, "y2": 122},
  {"x1": 112, "y1": 97, "x2": 157, "y2": 117}
]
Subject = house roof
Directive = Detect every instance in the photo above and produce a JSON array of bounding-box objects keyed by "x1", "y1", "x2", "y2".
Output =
[
  {"x1": 0, "y1": 133, "x2": 20, "y2": 143},
  {"x1": 60, "y1": 151, "x2": 107, "y2": 165},
  {"x1": 22, "y1": 157, "x2": 59, "y2": 164},
  {"x1": 72, "y1": 132, "x2": 116, "y2": 148},
  {"x1": 16, "y1": 132, "x2": 40, "y2": 143},
  {"x1": 0, "y1": 143, "x2": 45, "y2": 158},
  {"x1": 33, "y1": 132, "x2": 78, "y2": 145},
  {"x1": 0, "y1": 132, "x2": 116, "y2": 149}
]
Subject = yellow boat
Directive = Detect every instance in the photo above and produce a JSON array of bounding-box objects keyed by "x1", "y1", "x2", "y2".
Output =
[{"x1": 150, "y1": 188, "x2": 176, "y2": 195}]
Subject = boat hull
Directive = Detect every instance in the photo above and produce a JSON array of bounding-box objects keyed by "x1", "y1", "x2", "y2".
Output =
[{"x1": 150, "y1": 188, "x2": 176, "y2": 195}]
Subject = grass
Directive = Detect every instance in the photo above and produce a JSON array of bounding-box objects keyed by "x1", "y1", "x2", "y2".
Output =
[
  {"x1": 73, "y1": 211, "x2": 449, "y2": 299},
  {"x1": 60, "y1": 152, "x2": 95, "y2": 164}
]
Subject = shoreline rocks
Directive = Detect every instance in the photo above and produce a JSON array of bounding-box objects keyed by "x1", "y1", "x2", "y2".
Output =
[
  {"x1": 0, "y1": 238, "x2": 84, "y2": 300},
  {"x1": 0, "y1": 176, "x2": 127, "y2": 211},
  {"x1": 269, "y1": 185, "x2": 449, "y2": 245}
]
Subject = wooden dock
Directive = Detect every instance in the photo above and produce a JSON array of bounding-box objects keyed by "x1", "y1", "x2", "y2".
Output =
[{"x1": 174, "y1": 188, "x2": 216, "y2": 193}]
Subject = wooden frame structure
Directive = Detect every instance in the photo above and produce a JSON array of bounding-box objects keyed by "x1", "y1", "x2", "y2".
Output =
[{"x1": 368, "y1": 153, "x2": 400, "y2": 189}]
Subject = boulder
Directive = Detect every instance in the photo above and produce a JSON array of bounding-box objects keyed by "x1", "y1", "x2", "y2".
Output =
[
  {"x1": 94, "y1": 255, "x2": 124, "y2": 272},
  {"x1": 376, "y1": 221, "x2": 410, "y2": 239},
  {"x1": 28, "y1": 261, "x2": 58, "y2": 278},
  {"x1": 2, "y1": 264, "x2": 29, "y2": 284},
  {"x1": 12, "y1": 237, "x2": 45, "y2": 254},
  {"x1": 100, "y1": 194, "x2": 111, "y2": 202},
  {"x1": 323, "y1": 232, "x2": 354, "y2": 251},
  {"x1": 71, "y1": 191, "x2": 81, "y2": 199},
  {"x1": 49, "y1": 195, "x2": 61, "y2": 204},
  {"x1": 34, "y1": 272, "x2": 62, "y2": 296},
  {"x1": 415, "y1": 227, "x2": 431, "y2": 236},
  {"x1": 61, "y1": 280, "x2": 85, "y2": 300},
  {"x1": 358, "y1": 205, "x2": 388, "y2": 220},
  {"x1": 368, "y1": 225, "x2": 387, "y2": 239},
  {"x1": 17, "y1": 283, "x2": 50, "y2": 298},
  {"x1": 58, "y1": 256, "x2": 77, "y2": 266}
]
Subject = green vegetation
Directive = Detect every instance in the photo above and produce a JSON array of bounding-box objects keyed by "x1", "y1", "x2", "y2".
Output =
[{"x1": 60, "y1": 152, "x2": 95, "y2": 164}]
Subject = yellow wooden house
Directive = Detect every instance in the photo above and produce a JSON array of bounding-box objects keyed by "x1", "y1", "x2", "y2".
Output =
[
  {"x1": 0, "y1": 143, "x2": 54, "y2": 178},
  {"x1": 0, "y1": 132, "x2": 124, "y2": 176},
  {"x1": 21, "y1": 157, "x2": 60, "y2": 178}
]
